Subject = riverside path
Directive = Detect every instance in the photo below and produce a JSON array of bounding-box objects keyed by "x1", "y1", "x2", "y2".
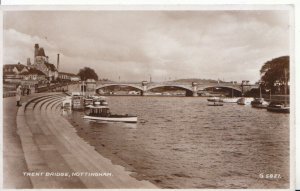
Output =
[{"x1": 3, "y1": 92, "x2": 157, "y2": 189}]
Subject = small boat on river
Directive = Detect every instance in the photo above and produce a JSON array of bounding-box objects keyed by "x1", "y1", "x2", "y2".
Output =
[
  {"x1": 267, "y1": 101, "x2": 289, "y2": 113},
  {"x1": 207, "y1": 97, "x2": 223, "y2": 102},
  {"x1": 83, "y1": 101, "x2": 137, "y2": 123},
  {"x1": 251, "y1": 98, "x2": 269, "y2": 108},
  {"x1": 223, "y1": 97, "x2": 240, "y2": 103},
  {"x1": 237, "y1": 97, "x2": 254, "y2": 105}
]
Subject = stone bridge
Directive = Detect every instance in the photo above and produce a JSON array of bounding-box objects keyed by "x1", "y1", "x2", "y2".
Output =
[{"x1": 93, "y1": 81, "x2": 258, "y2": 97}]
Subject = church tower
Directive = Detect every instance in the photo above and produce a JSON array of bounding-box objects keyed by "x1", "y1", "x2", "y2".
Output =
[{"x1": 34, "y1": 44, "x2": 39, "y2": 64}]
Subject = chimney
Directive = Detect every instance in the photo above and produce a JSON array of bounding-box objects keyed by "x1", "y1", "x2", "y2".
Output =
[
  {"x1": 57, "y1": 54, "x2": 60, "y2": 71},
  {"x1": 46, "y1": 56, "x2": 49, "y2": 63},
  {"x1": 27, "y1": 58, "x2": 31, "y2": 66},
  {"x1": 18, "y1": 62, "x2": 20, "y2": 65},
  {"x1": 34, "y1": 44, "x2": 39, "y2": 64}
]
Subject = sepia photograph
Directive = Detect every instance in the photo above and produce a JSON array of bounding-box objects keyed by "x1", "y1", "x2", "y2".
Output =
[{"x1": 1, "y1": 3, "x2": 295, "y2": 190}]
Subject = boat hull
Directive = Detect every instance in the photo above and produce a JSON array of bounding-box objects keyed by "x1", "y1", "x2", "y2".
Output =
[
  {"x1": 83, "y1": 115, "x2": 138, "y2": 123},
  {"x1": 237, "y1": 97, "x2": 254, "y2": 105},
  {"x1": 252, "y1": 104, "x2": 268, "y2": 109},
  {"x1": 207, "y1": 103, "x2": 223, "y2": 106},
  {"x1": 223, "y1": 98, "x2": 239, "y2": 103},
  {"x1": 207, "y1": 97, "x2": 223, "y2": 102},
  {"x1": 267, "y1": 107, "x2": 290, "y2": 113}
]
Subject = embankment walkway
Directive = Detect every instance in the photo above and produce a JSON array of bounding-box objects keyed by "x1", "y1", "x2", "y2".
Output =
[{"x1": 4, "y1": 93, "x2": 157, "y2": 189}]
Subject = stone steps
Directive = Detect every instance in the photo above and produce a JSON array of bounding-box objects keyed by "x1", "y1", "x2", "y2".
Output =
[
  {"x1": 42, "y1": 97, "x2": 156, "y2": 188},
  {"x1": 28, "y1": 96, "x2": 85, "y2": 188},
  {"x1": 17, "y1": 94, "x2": 67, "y2": 188},
  {"x1": 17, "y1": 94, "x2": 157, "y2": 189},
  {"x1": 42, "y1": 98, "x2": 143, "y2": 188},
  {"x1": 49, "y1": 104, "x2": 155, "y2": 188}
]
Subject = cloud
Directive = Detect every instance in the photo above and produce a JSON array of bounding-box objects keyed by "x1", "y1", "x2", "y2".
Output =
[
  {"x1": 4, "y1": 29, "x2": 59, "y2": 65},
  {"x1": 3, "y1": 10, "x2": 290, "y2": 82}
]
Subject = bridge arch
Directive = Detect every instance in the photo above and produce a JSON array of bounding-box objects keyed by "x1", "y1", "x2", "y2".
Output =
[
  {"x1": 147, "y1": 85, "x2": 194, "y2": 96},
  {"x1": 96, "y1": 84, "x2": 143, "y2": 94},
  {"x1": 198, "y1": 85, "x2": 242, "y2": 92},
  {"x1": 198, "y1": 85, "x2": 243, "y2": 96}
]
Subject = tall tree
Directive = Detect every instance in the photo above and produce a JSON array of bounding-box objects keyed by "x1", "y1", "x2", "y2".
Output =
[
  {"x1": 77, "y1": 67, "x2": 98, "y2": 81},
  {"x1": 260, "y1": 56, "x2": 289, "y2": 94}
]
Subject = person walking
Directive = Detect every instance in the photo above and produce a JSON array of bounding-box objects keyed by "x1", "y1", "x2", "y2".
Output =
[{"x1": 16, "y1": 85, "x2": 22, "y2": 106}]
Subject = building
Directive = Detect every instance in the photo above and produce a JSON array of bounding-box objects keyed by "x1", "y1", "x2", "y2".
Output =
[
  {"x1": 70, "y1": 75, "x2": 81, "y2": 82},
  {"x1": 3, "y1": 63, "x2": 29, "y2": 83},
  {"x1": 3, "y1": 63, "x2": 29, "y2": 74},
  {"x1": 20, "y1": 68, "x2": 46, "y2": 81},
  {"x1": 58, "y1": 72, "x2": 80, "y2": 82},
  {"x1": 32, "y1": 44, "x2": 58, "y2": 82}
]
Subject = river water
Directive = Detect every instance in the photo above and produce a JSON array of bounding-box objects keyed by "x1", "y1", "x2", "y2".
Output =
[{"x1": 64, "y1": 96, "x2": 289, "y2": 189}]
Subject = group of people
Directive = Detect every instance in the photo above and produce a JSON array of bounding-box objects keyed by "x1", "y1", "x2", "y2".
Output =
[{"x1": 15, "y1": 85, "x2": 32, "y2": 107}]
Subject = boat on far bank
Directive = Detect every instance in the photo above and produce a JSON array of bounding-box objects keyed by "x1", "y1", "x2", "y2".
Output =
[
  {"x1": 223, "y1": 97, "x2": 240, "y2": 103},
  {"x1": 207, "y1": 97, "x2": 223, "y2": 102},
  {"x1": 267, "y1": 101, "x2": 289, "y2": 113},
  {"x1": 237, "y1": 97, "x2": 254, "y2": 105},
  {"x1": 251, "y1": 98, "x2": 269, "y2": 109}
]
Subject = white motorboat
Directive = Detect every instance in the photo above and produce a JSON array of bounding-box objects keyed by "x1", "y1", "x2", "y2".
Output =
[
  {"x1": 237, "y1": 97, "x2": 254, "y2": 105},
  {"x1": 207, "y1": 97, "x2": 223, "y2": 102},
  {"x1": 222, "y1": 97, "x2": 240, "y2": 103},
  {"x1": 83, "y1": 103, "x2": 137, "y2": 123},
  {"x1": 251, "y1": 98, "x2": 269, "y2": 108}
]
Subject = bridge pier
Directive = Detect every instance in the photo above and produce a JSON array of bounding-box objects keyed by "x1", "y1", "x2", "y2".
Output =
[
  {"x1": 193, "y1": 91, "x2": 198, "y2": 97},
  {"x1": 192, "y1": 82, "x2": 198, "y2": 97}
]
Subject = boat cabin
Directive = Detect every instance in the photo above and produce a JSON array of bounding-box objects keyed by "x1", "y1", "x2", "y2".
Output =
[{"x1": 86, "y1": 105, "x2": 111, "y2": 117}]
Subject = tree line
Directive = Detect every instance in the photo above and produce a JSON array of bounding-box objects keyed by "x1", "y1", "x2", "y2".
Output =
[{"x1": 259, "y1": 56, "x2": 289, "y2": 95}]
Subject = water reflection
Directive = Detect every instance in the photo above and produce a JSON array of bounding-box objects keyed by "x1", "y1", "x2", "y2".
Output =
[{"x1": 61, "y1": 107, "x2": 72, "y2": 116}]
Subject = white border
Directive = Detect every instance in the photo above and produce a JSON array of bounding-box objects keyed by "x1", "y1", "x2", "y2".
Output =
[{"x1": 0, "y1": 1, "x2": 298, "y2": 191}]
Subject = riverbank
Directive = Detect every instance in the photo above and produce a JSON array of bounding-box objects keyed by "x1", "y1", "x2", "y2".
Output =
[
  {"x1": 3, "y1": 96, "x2": 33, "y2": 188},
  {"x1": 3, "y1": 93, "x2": 157, "y2": 189}
]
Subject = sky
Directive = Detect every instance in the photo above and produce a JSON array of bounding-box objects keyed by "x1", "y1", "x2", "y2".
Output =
[{"x1": 3, "y1": 10, "x2": 290, "y2": 82}]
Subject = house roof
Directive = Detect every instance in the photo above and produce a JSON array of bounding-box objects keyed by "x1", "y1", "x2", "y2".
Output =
[
  {"x1": 4, "y1": 64, "x2": 28, "y2": 72},
  {"x1": 3, "y1": 71, "x2": 16, "y2": 75},
  {"x1": 20, "y1": 68, "x2": 46, "y2": 76},
  {"x1": 44, "y1": 62, "x2": 57, "y2": 72}
]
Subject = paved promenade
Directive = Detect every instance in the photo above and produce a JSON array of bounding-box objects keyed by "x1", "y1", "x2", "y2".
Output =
[
  {"x1": 3, "y1": 96, "x2": 33, "y2": 188},
  {"x1": 3, "y1": 93, "x2": 157, "y2": 189}
]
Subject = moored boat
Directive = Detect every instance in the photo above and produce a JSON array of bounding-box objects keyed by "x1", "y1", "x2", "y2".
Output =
[
  {"x1": 266, "y1": 102, "x2": 289, "y2": 113},
  {"x1": 237, "y1": 97, "x2": 254, "y2": 105},
  {"x1": 266, "y1": 68, "x2": 289, "y2": 113},
  {"x1": 207, "y1": 97, "x2": 223, "y2": 102},
  {"x1": 83, "y1": 101, "x2": 137, "y2": 123},
  {"x1": 62, "y1": 96, "x2": 72, "y2": 108},
  {"x1": 222, "y1": 97, "x2": 240, "y2": 103},
  {"x1": 207, "y1": 101, "x2": 223, "y2": 106},
  {"x1": 251, "y1": 98, "x2": 269, "y2": 108}
]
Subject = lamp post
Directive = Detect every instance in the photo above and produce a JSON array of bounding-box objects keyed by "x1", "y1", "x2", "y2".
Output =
[
  {"x1": 258, "y1": 80, "x2": 263, "y2": 98},
  {"x1": 265, "y1": 89, "x2": 271, "y2": 101},
  {"x1": 241, "y1": 80, "x2": 249, "y2": 97}
]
